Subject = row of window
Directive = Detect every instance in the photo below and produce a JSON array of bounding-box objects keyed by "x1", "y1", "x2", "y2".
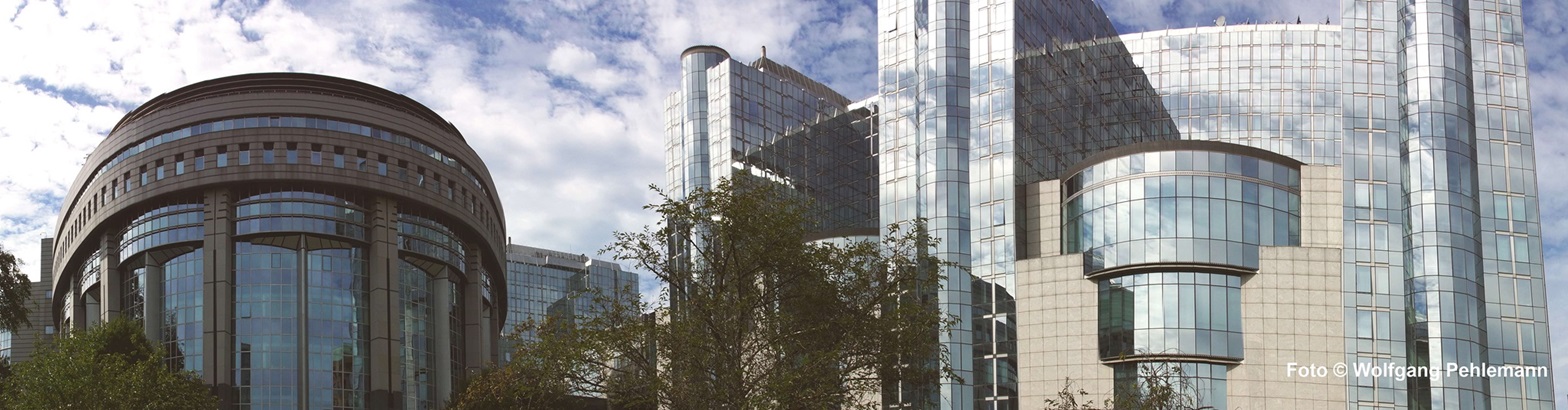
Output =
[
  {"x1": 62, "y1": 126, "x2": 496, "y2": 256},
  {"x1": 86, "y1": 116, "x2": 487, "y2": 202},
  {"x1": 234, "y1": 194, "x2": 365, "y2": 244},
  {"x1": 1099, "y1": 272, "x2": 1243, "y2": 360},
  {"x1": 236, "y1": 218, "x2": 367, "y2": 241},
  {"x1": 122, "y1": 210, "x2": 203, "y2": 245},
  {"x1": 1085, "y1": 239, "x2": 1267, "y2": 272},
  {"x1": 1067, "y1": 197, "x2": 1300, "y2": 252},
  {"x1": 1068, "y1": 173, "x2": 1300, "y2": 218},
  {"x1": 1111, "y1": 361, "x2": 1228, "y2": 410},
  {"x1": 1066, "y1": 150, "x2": 1299, "y2": 195},
  {"x1": 398, "y1": 213, "x2": 467, "y2": 272},
  {"x1": 237, "y1": 202, "x2": 366, "y2": 224}
]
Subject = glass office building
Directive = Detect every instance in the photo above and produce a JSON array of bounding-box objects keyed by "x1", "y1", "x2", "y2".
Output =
[
  {"x1": 49, "y1": 73, "x2": 509, "y2": 409},
  {"x1": 667, "y1": 0, "x2": 1551, "y2": 408},
  {"x1": 502, "y1": 244, "x2": 638, "y2": 356}
]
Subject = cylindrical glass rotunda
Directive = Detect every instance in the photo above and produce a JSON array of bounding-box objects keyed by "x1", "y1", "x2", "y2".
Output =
[
  {"x1": 49, "y1": 73, "x2": 508, "y2": 409},
  {"x1": 1062, "y1": 141, "x2": 1304, "y2": 409}
]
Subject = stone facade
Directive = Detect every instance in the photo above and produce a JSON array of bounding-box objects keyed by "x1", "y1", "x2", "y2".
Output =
[
  {"x1": 1017, "y1": 164, "x2": 1346, "y2": 408},
  {"x1": 48, "y1": 73, "x2": 507, "y2": 409}
]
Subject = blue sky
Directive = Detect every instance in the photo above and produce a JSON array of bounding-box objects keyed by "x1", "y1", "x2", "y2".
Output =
[{"x1": 1, "y1": 0, "x2": 1565, "y2": 400}]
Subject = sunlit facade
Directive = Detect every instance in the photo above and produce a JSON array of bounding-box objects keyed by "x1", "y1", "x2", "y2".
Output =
[
  {"x1": 672, "y1": 0, "x2": 1551, "y2": 408},
  {"x1": 502, "y1": 244, "x2": 638, "y2": 355},
  {"x1": 49, "y1": 73, "x2": 508, "y2": 409}
]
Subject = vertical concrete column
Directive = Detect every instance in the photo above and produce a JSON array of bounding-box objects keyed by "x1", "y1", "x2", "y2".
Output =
[
  {"x1": 432, "y1": 271, "x2": 452, "y2": 407},
  {"x1": 1020, "y1": 181, "x2": 1064, "y2": 259},
  {"x1": 201, "y1": 188, "x2": 235, "y2": 405},
  {"x1": 144, "y1": 255, "x2": 164, "y2": 345},
  {"x1": 98, "y1": 234, "x2": 121, "y2": 322},
  {"x1": 70, "y1": 280, "x2": 87, "y2": 331},
  {"x1": 463, "y1": 248, "x2": 489, "y2": 372},
  {"x1": 367, "y1": 196, "x2": 403, "y2": 408}
]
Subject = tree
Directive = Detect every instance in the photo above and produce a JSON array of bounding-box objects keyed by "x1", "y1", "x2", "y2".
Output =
[
  {"x1": 451, "y1": 178, "x2": 957, "y2": 409},
  {"x1": 1044, "y1": 362, "x2": 1208, "y2": 410},
  {"x1": 0, "y1": 358, "x2": 11, "y2": 406},
  {"x1": 2, "y1": 319, "x2": 217, "y2": 409},
  {"x1": 0, "y1": 245, "x2": 31, "y2": 333}
]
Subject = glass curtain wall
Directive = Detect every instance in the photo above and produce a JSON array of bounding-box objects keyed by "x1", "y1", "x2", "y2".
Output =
[
  {"x1": 116, "y1": 203, "x2": 206, "y2": 373},
  {"x1": 398, "y1": 261, "x2": 435, "y2": 410},
  {"x1": 1068, "y1": 146, "x2": 1302, "y2": 407},
  {"x1": 397, "y1": 211, "x2": 465, "y2": 409},
  {"x1": 233, "y1": 191, "x2": 369, "y2": 409}
]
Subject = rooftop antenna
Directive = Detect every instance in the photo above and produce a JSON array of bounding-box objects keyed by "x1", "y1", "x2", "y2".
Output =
[
  {"x1": 1216, "y1": 15, "x2": 1226, "y2": 26},
  {"x1": 761, "y1": 45, "x2": 767, "y2": 59}
]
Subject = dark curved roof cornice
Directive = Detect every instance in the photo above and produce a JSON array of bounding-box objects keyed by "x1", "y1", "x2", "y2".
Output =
[
  {"x1": 1063, "y1": 139, "x2": 1307, "y2": 180},
  {"x1": 114, "y1": 72, "x2": 461, "y2": 138}
]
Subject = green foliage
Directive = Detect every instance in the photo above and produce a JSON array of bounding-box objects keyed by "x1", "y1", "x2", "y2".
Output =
[
  {"x1": 447, "y1": 315, "x2": 604, "y2": 409},
  {"x1": 0, "y1": 357, "x2": 11, "y2": 407},
  {"x1": 2, "y1": 319, "x2": 217, "y2": 409},
  {"x1": 1043, "y1": 363, "x2": 1206, "y2": 410},
  {"x1": 451, "y1": 178, "x2": 957, "y2": 410},
  {"x1": 0, "y1": 245, "x2": 31, "y2": 333}
]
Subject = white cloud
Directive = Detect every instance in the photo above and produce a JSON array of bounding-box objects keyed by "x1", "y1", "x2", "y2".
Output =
[
  {"x1": 0, "y1": 0, "x2": 870, "y2": 314},
  {"x1": 8, "y1": 2, "x2": 1568, "y2": 399},
  {"x1": 546, "y1": 42, "x2": 629, "y2": 92}
]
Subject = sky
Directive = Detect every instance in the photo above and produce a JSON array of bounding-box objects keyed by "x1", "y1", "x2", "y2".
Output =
[{"x1": 2, "y1": 0, "x2": 1566, "y2": 401}]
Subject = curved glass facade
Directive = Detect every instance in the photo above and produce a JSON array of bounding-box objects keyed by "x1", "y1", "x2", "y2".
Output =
[
  {"x1": 398, "y1": 213, "x2": 466, "y2": 271},
  {"x1": 398, "y1": 261, "x2": 435, "y2": 410},
  {"x1": 114, "y1": 204, "x2": 207, "y2": 373},
  {"x1": 234, "y1": 242, "x2": 305, "y2": 408},
  {"x1": 397, "y1": 210, "x2": 468, "y2": 407},
  {"x1": 120, "y1": 204, "x2": 205, "y2": 258},
  {"x1": 236, "y1": 192, "x2": 367, "y2": 241},
  {"x1": 233, "y1": 192, "x2": 370, "y2": 409},
  {"x1": 162, "y1": 249, "x2": 204, "y2": 373},
  {"x1": 667, "y1": 48, "x2": 723, "y2": 197},
  {"x1": 1065, "y1": 150, "x2": 1301, "y2": 272},
  {"x1": 1099, "y1": 272, "x2": 1242, "y2": 360},
  {"x1": 1112, "y1": 361, "x2": 1228, "y2": 410},
  {"x1": 53, "y1": 73, "x2": 509, "y2": 409},
  {"x1": 1398, "y1": 1, "x2": 1488, "y2": 407},
  {"x1": 79, "y1": 249, "x2": 101, "y2": 295},
  {"x1": 122, "y1": 265, "x2": 145, "y2": 321},
  {"x1": 1068, "y1": 144, "x2": 1300, "y2": 407},
  {"x1": 306, "y1": 248, "x2": 369, "y2": 409}
]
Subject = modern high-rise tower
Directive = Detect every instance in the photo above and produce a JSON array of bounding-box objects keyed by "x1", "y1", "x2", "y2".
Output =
[{"x1": 668, "y1": 1, "x2": 1551, "y2": 408}]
